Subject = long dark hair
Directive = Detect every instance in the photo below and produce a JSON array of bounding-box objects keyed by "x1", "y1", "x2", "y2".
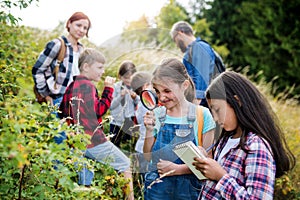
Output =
[
  {"x1": 118, "y1": 60, "x2": 137, "y2": 77},
  {"x1": 205, "y1": 71, "x2": 295, "y2": 178}
]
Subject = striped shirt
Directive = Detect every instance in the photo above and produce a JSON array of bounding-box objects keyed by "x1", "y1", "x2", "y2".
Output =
[
  {"x1": 199, "y1": 132, "x2": 275, "y2": 200},
  {"x1": 32, "y1": 36, "x2": 84, "y2": 98}
]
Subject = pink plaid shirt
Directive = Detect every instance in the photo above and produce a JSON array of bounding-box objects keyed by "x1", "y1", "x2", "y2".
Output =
[{"x1": 199, "y1": 132, "x2": 275, "y2": 199}]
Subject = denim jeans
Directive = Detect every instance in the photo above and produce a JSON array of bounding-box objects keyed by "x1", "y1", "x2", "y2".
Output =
[
  {"x1": 52, "y1": 96, "x2": 93, "y2": 185},
  {"x1": 144, "y1": 171, "x2": 202, "y2": 200},
  {"x1": 77, "y1": 165, "x2": 94, "y2": 186}
]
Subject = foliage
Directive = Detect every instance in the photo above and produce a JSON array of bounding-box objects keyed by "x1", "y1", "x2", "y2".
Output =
[
  {"x1": 238, "y1": 0, "x2": 300, "y2": 97},
  {"x1": 183, "y1": 0, "x2": 211, "y2": 22},
  {"x1": 155, "y1": 1, "x2": 229, "y2": 61},
  {"x1": 0, "y1": 4, "x2": 133, "y2": 198},
  {"x1": 0, "y1": 24, "x2": 35, "y2": 100},
  {"x1": 0, "y1": 95, "x2": 131, "y2": 199},
  {"x1": 0, "y1": 0, "x2": 39, "y2": 25},
  {"x1": 156, "y1": 0, "x2": 189, "y2": 29},
  {"x1": 204, "y1": 0, "x2": 246, "y2": 67},
  {"x1": 155, "y1": 0, "x2": 189, "y2": 49},
  {"x1": 121, "y1": 15, "x2": 160, "y2": 49},
  {"x1": 1, "y1": 0, "x2": 300, "y2": 199},
  {"x1": 205, "y1": 0, "x2": 300, "y2": 98},
  {"x1": 244, "y1": 69, "x2": 300, "y2": 199}
]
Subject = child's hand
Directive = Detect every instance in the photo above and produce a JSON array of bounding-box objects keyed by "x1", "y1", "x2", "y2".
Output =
[
  {"x1": 129, "y1": 90, "x2": 137, "y2": 99},
  {"x1": 192, "y1": 157, "x2": 227, "y2": 181},
  {"x1": 45, "y1": 96, "x2": 53, "y2": 106},
  {"x1": 104, "y1": 76, "x2": 116, "y2": 88},
  {"x1": 157, "y1": 159, "x2": 176, "y2": 176},
  {"x1": 120, "y1": 88, "x2": 127, "y2": 96},
  {"x1": 143, "y1": 111, "x2": 155, "y2": 130},
  {"x1": 197, "y1": 146, "x2": 208, "y2": 157}
]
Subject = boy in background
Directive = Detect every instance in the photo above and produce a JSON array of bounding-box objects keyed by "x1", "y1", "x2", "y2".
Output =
[{"x1": 59, "y1": 48, "x2": 134, "y2": 200}]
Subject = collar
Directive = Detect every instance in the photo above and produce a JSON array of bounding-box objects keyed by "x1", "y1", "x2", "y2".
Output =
[
  {"x1": 186, "y1": 37, "x2": 202, "y2": 50},
  {"x1": 61, "y1": 35, "x2": 83, "y2": 48},
  {"x1": 73, "y1": 75, "x2": 89, "y2": 81}
]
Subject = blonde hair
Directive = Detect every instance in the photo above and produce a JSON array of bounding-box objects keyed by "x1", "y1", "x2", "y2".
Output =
[{"x1": 78, "y1": 48, "x2": 105, "y2": 70}]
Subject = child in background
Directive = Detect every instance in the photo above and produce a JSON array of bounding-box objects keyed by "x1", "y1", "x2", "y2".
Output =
[
  {"x1": 110, "y1": 61, "x2": 139, "y2": 147},
  {"x1": 193, "y1": 71, "x2": 296, "y2": 199},
  {"x1": 59, "y1": 49, "x2": 134, "y2": 200},
  {"x1": 143, "y1": 58, "x2": 216, "y2": 200},
  {"x1": 130, "y1": 71, "x2": 152, "y2": 175}
]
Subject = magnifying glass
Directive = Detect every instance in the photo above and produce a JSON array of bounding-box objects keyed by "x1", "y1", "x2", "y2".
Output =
[{"x1": 140, "y1": 90, "x2": 159, "y2": 110}]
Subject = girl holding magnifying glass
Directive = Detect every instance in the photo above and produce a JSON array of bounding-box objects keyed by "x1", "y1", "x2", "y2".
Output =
[{"x1": 143, "y1": 58, "x2": 216, "y2": 200}]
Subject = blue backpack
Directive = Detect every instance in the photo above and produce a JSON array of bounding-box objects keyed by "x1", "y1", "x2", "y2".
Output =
[{"x1": 188, "y1": 39, "x2": 226, "y2": 80}]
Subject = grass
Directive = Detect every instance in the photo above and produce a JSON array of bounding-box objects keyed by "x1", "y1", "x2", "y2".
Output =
[
  {"x1": 254, "y1": 77, "x2": 300, "y2": 199},
  {"x1": 17, "y1": 63, "x2": 300, "y2": 199}
]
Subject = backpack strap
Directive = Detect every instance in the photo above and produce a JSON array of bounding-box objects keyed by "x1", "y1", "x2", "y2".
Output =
[
  {"x1": 53, "y1": 37, "x2": 66, "y2": 89},
  {"x1": 188, "y1": 44, "x2": 193, "y2": 64},
  {"x1": 196, "y1": 106, "x2": 204, "y2": 146},
  {"x1": 200, "y1": 39, "x2": 225, "y2": 75},
  {"x1": 187, "y1": 103, "x2": 203, "y2": 146}
]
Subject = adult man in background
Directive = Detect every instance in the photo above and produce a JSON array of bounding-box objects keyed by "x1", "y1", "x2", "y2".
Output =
[{"x1": 170, "y1": 21, "x2": 223, "y2": 107}]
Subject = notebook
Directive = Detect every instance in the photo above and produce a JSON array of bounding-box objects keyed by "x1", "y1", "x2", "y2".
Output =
[{"x1": 173, "y1": 140, "x2": 207, "y2": 180}]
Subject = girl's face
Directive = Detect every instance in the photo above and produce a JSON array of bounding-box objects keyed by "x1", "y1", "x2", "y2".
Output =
[
  {"x1": 208, "y1": 99, "x2": 239, "y2": 132},
  {"x1": 68, "y1": 19, "x2": 90, "y2": 40},
  {"x1": 120, "y1": 73, "x2": 132, "y2": 87},
  {"x1": 84, "y1": 62, "x2": 105, "y2": 82},
  {"x1": 153, "y1": 80, "x2": 185, "y2": 109}
]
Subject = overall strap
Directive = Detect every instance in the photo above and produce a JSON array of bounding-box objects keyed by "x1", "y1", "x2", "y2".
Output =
[
  {"x1": 187, "y1": 103, "x2": 196, "y2": 128},
  {"x1": 158, "y1": 106, "x2": 167, "y2": 127}
]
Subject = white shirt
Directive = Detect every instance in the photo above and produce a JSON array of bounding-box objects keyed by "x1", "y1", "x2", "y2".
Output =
[
  {"x1": 72, "y1": 51, "x2": 80, "y2": 76},
  {"x1": 217, "y1": 136, "x2": 240, "y2": 163}
]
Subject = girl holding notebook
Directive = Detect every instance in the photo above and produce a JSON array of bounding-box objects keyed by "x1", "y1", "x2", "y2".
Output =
[{"x1": 193, "y1": 71, "x2": 295, "y2": 199}]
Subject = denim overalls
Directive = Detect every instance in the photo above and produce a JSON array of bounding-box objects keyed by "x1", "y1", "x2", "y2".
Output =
[{"x1": 144, "y1": 104, "x2": 203, "y2": 200}]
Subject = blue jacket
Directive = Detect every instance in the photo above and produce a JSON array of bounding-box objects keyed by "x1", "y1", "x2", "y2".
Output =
[{"x1": 183, "y1": 37, "x2": 215, "y2": 99}]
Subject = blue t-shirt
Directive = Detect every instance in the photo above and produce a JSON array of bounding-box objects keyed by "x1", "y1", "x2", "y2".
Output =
[{"x1": 152, "y1": 106, "x2": 215, "y2": 146}]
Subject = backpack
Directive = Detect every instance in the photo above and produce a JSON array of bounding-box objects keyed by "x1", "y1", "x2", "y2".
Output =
[
  {"x1": 188, "y1": 39, "x2": 226, "y2": 82},
  {"x1": 33, "y1": 37, "x2": 66, "y2": 104}
]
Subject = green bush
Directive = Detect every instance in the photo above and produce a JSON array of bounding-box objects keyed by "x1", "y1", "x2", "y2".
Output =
[
  {"x1": 1, "y1": 16, "x2": 299, "y2": 200},
  {"x1": 0, "y1": 22, "x2": 132, "y2": 199},
  {"x1": 0, "y1": 95, "x2": 131, "y2": 199}
]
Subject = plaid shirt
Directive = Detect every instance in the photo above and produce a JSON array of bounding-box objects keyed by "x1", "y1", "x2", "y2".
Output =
[
  {"x1": 199, "y1": 132, "x2": 275, "y2": 200},
  {"x1": 32, "y1": 36, "x2": 84, "y2": 98},
  {"x1": 59, "y1": 75, "x2": 113, "y2": 148}
]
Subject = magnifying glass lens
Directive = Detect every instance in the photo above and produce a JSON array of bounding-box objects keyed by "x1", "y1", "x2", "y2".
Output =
[{"x1": 140, "y1": 90, "x2": 158, "y2": 110}]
